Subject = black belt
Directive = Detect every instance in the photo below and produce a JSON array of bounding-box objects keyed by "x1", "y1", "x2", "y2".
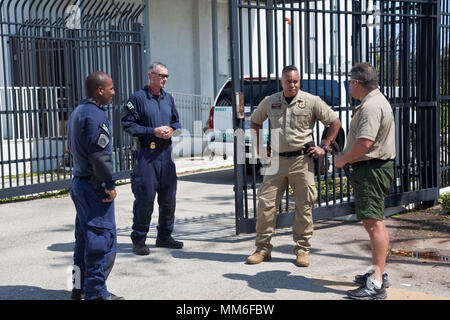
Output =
[
  {"x1": 279, "y1": 149, "x2": 307, "y2": 157},
  {"x1": 144, "y1": 140, "x2": 172, "y2": 150},
  {"x1": 351, "y1": 158, "x2": 390, "y2": 167}
]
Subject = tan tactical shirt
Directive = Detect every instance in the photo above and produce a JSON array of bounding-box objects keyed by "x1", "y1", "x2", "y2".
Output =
[
  {"x1": 345, "y1": 88, "x2": 396, "y2": 162},
  {"x1": 250, "y1": 90, "x2": 337, "y2": 153}
]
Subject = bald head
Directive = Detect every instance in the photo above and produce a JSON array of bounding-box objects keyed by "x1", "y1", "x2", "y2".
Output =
[
  {"x1": 85, "y1": 71, "x2": 111, "y2": 99},
  {"x1": 85, "y1": 71, "x2": 115, "y2": 105}
]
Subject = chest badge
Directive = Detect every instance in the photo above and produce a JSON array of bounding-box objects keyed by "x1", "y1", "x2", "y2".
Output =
[
  {"x1": 150, "y1": 142, "x2": 156, "y2": 149},
  {"x1": 298, "y1": 99, "x2": 306, "y2": 109}
]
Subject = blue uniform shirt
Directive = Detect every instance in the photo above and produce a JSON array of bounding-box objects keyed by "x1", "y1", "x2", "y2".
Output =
[
  {"x1": 68, "y1": 99, "x2": 117, "y2": 190},
  {"x1": 121, "y1": 87, "x2": 181, "y2": 144}
]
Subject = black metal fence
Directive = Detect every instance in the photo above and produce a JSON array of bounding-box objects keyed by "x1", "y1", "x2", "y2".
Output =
[
  {"x1": 229, "y1": 0, "x2": 443, "y2": 234},
  {"x1": 441, "y1": 0, "x2": 450, "y2": 187},
  {"x1": 0, "y1": 0, "x2": 145, "y2": 199}
]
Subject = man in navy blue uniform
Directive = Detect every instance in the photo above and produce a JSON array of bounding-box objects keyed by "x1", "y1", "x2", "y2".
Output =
[
  {"x1": 121, "y1": 62, "x2": 183, "y2": 256},
  {"x1": 68, "y1": 71, "x2": 123, "y2": 300}
]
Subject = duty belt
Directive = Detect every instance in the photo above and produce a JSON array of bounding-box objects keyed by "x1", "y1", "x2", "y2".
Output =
[
  {"x1": 278, "y1": 149, "x2": 307, "y2": 157},
  {"x1": 148, "y1": 140, "x2": 172, "y2": 150}
]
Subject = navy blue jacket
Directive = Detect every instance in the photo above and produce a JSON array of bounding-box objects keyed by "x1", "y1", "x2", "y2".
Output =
[
  {"x1": 121, "y1": 87, "x2": 181, "y2": 145},
  {"x1": 68, "y1": 99, "x2": 117, "y2": 190}
]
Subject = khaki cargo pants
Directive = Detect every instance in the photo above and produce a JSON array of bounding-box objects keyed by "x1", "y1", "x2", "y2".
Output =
[{"x1": 255, "y1": 154, "x2": 317, "y2": 255}]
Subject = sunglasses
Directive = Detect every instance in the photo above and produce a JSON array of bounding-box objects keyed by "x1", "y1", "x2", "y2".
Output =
[{"x1": 151, "y1": 72, "x2": 169, "y2": 79}]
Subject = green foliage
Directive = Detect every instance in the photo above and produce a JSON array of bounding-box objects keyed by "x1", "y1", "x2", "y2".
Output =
[
  {"x1": 441, "y1": 104, "x2": 449, "y2": 134},
  {"x1": 438, "y1": 193, "x2": 450, "y2": 214},
  {"x1": 289, "y1": 177, "x2": 352, "y2": 202},
  {"x1": 317, "y1": 177, "x2": 352, "y2": 201}
]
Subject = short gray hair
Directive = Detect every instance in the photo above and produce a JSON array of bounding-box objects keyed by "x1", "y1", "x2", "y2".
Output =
[
  {"x1": 148, "y1": 62, "x2": 167, "y2": 72},
  {"x1": 350, "y1": 62, "x2": 378, "y2": 90}
]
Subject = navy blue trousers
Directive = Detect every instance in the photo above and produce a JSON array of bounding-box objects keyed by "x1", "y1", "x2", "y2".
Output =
[
  {"x1": 70, "y1": 177, "x2": 117, "y2": 300},
  {"x1": 130, "y1": 146, "x2": 177, "y2": 244}
]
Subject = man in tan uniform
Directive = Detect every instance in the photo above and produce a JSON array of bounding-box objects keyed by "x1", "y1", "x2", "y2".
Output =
[
  {"x1": 247, "y1": 65, "x2": 341, "y2": 267},
  {"x1": 335, "y1": 62, "x2": 395, "y2": 300}
]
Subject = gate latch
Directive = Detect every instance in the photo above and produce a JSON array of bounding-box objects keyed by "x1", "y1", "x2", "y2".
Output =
[{"x1": 235, "y1": 92, "x2": 244, "y2": 119}]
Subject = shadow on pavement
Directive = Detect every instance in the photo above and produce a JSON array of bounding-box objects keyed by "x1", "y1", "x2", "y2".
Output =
[
  {"x1": 47, "y1": 242, "x2": 134, "y2": 255},
  {"x1": 0, "y1": 285, "x2": 71, "y2": 300},
  {"x1": 223, "y1": 270, "x2": 352, "y2": 295},
  {"x1": 178, "y1": 169, "x2": 235, "y2": 185},
  {"x1": 171, "y1": 250, "x2": 250, "y2": 263},
  {"x1": 171, "y1": 250, "x2": 300, "y2": 264}
]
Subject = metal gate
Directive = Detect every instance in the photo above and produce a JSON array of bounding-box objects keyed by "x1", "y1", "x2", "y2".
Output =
[
  {"x1": 229, "y1": 0, "x2": 441, "y2": 234},
  {"x1": 441, "y1": 0, "x2": 450, "y2": 187},
  {"x1": 0, "y1": 0, "x2": 145, "y2": 199}
]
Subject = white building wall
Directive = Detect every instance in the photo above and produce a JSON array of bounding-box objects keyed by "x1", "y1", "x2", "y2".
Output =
[
  {"x1": 147, "y1": 0, "x2": 216, "y2": 99},
  {"x1": 216, "y1": 0, "x2": 232, "y2": 91},
  {"x1": 147, "y1": 0, "x2": 196, "y2": 94},
  {"x1": 146, "y1": 0, "x2": 230, "y2": 99}
]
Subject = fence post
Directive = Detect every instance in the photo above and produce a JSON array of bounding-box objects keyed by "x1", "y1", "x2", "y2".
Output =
[
  {"x1": 229, "y1": 0, "x2": 245, "y2": 235},
  {"x1": 417, "y1": 0, "x2": 440, "y2": 206}
]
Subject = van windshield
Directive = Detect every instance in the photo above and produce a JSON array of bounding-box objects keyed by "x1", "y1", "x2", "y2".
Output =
[
  {"x1": 216, "y1": 78, "x2": 346, "y2": 108},
  {"x1": 301, "y1": 79, "x2": 341, "y2": 106},
  {"x1": 261, "y1": 78, "x2": 342, "y2": 106}
]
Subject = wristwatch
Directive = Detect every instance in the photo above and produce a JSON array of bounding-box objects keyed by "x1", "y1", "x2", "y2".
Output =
[{"x1": 321, "y1": 144, "x2": 331, "y2": 154}]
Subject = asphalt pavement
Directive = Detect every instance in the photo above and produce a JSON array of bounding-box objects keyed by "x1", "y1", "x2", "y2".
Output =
[{"x1": 0, "y1": 155, "x2": 448, "y2": 301}]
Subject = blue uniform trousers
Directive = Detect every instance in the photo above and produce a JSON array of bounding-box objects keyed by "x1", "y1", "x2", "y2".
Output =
[
  {"x1": 70, "y1": 177, "x2": 117, "y2": 300},
  {"x1": 130, "y1": 146, "x2": 177, "y2": 244}
]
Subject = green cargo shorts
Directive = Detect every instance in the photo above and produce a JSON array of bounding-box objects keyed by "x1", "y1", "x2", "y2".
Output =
[{"x1": 350, "y1": 160, "x2": 394, "y2": 221}]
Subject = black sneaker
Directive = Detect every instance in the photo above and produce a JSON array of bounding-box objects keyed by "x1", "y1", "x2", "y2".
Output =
[
  {"x1": 132, "y1": 242, "x2": 150, "y2": 255},
  {"x1": 354, "y1": 272, "x2": 390, "y2": 288},
  {"x1": 347, "y1": 279, "x2": 387, "y2": 300},
  {"x1": 71, "y1": 289, "x2": 84, "y2": 300},
  {"x1": 155, "y1": 236, "x2": 184, "y2": 249}
]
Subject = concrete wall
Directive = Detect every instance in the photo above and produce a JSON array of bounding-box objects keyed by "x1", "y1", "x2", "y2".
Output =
[
  {"x1": 216, "y1": 0, "x2": 232, "y2": 93},
  {"x1": 148, "y1": 0, "x2": 195, "y2": 94},
  {"x1": 146, "y1": 0, "x2": 230, "y2": 99}
]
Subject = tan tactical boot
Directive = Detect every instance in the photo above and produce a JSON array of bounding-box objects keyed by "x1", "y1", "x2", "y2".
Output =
[
  {"x1": 246, "y1": 251, "x2": 271, "y2": 264},
  {"x1": 296, "y1": 251, "x2": 310, "y2": 267}
]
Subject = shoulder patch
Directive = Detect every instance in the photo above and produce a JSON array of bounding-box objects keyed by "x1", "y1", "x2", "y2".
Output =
[
  {"x1": 96, "y1": 133, "x2": 110, "y2": 149},
  {"x1": 126, "y1": 101, "x2": 135, "y2": 111},
  {"x1": 298, "y1": 99, "x2": 306, "y2": 109},
  {"x1": 101, "y1": 123, "x2": 110, "y2": 136}
]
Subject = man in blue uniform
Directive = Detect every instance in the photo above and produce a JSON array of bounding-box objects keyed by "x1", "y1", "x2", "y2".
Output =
[
  {"x1": 121, "y1": 62, "x2": 183, "y2": 256},
  {"x1": 68, "y1": 71, "x2": 123, "y2": 300}
]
